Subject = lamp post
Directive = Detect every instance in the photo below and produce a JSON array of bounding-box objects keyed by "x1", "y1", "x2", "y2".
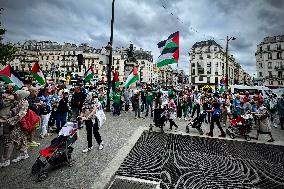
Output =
[
  {"x1": 225, "y1": 36, "x2": 236, "y2": 89},
  {"x1": 105, "y1": 0, "x2": 115, "y2": 112}
]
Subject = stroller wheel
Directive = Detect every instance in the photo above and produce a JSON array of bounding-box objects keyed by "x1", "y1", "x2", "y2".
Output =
[
  {"x1": 149, "y1": 124, "x2": 153, "y2": 132},
  {"x1": 245, "y1": 135, "x2": 251, "y2": 141},
  {"x1": 32, "y1": 163, "x2": 41, "y2": 175},
  {"x1": 38, "y1": 171, "x2": 48, "y2": 182},
  {"x1": 186, "y1": 126, "x2": 189, "y2": 133},
  {"x1": 229, "y1": 133, "x2": 235, "y2": 139},
  {"x1": 197, "y1": 128, "x2": 203, "y2": 135}
]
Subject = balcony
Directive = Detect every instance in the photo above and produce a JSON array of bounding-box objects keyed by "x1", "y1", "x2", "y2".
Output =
[{"x1": 275, "y1": 66, "x2": 284, "y2": 70}]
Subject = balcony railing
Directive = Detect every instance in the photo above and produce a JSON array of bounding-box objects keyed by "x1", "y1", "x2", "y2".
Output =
[{"x1": 275, "y1": 66, "x2": 284, "y2": 70}]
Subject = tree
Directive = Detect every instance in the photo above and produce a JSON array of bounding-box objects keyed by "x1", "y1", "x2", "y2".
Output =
[{"x1": 0, "y1": 8, "x2": 18, "y2": 67}]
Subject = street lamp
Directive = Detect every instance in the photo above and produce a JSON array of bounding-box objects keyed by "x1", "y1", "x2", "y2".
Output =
[
  {"x1": 105, "y1": 42, "x2": 113, "y2": 112},
  {"x1": 225, "y1": 36, "x2": 236, "y2": 89},
  {"x1": 104, "y1": 0, "x2": 115, "y2": 112}
]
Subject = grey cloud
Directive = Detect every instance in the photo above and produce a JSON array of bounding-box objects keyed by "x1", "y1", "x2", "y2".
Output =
[
  {"x1": 0, "y1": 0, "x2": 283, "y2": 76},
  {"x1": 266, "y1": 0, "x2": 284, "y2": 9}
]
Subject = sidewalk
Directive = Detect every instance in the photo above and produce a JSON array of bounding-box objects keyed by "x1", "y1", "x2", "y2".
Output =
[{"x1": 0, "y1": 111, "x2": 284, "y2": 189}]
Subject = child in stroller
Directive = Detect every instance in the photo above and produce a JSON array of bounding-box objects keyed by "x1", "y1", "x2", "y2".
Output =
[
  {"x1": 185, "y1": 111, "x2": 206, "y2": 135},
  {"x1": 32, "y1": 122, "x2": 78, "y2": 181},
  {"x1": 226, "y1": 112, "x2": 253, "y2": 141}
]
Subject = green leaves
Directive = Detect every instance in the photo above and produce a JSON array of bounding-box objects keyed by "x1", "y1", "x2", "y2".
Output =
[{"x1": 0, "y1": 8, "x2": 18, "y2": 66}]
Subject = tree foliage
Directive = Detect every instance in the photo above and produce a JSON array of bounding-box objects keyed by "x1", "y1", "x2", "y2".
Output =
[{"x1": 0, "y1": 8, "x2": 18, "y2": 67}]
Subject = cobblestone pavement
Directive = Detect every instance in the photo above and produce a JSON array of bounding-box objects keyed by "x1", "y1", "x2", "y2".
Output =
[{"x1": 1, "y1": 111, "x2": 284, "y2": 189}]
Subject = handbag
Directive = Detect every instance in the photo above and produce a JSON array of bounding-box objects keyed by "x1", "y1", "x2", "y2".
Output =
[
  {"x1": 96, "y1": 110, "x2": 106, "y2": 128},
  {"x1": 20, "y1": 109, "x2": 41, "y2": 133}
]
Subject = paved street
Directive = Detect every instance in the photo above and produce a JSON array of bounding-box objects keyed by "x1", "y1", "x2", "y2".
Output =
[{"x1": 1, "y1": 111, "x2": 284, "y2": 189}]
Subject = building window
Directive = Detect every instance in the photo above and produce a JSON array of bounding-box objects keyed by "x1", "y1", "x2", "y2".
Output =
[
  {"x1": 279, "y1": 81, "x2": 283, "y2": 85},
  {"x1": 215, "y1": 77, "x2": 218, "y2": 83},
  {"x1": 216, "y1": 62, "x2": 218, "y2": 67},
  {"x1": 259, "y1": 72, "x2": 262, "y2": 77},
  {"x1": 278, "y1": 71, "x2": 283, "y2": 78},
  {"x1": 207, "y1": 77, "x2": 210, "y2": 83},
  {"x1": 260, "y1": 53, "x2": 262, "y2": 58},
  {"x1": 267, "y1": 45, "x2": 270, "y2": 51},
  {"x1": 192, "y1": 63, "x2": 195, "y2": 67},
  {"x1": 277, "y1": 44, "x2": 281, "y2": 50},
  {"x1": 207, "y1": 68, "x2": 211, "y2": 74},
  {"x1": 260, "y1": 46, "x2": 262, "y2": 52},
  {"x1": 192, "y1": 69, "x2": 195, "y2": 75},
  {"x1": 268, "y1": 71, "x2": 272, "y2": 77},
  {"x1": 199, "y1": 55, "x2": 203, "y2": 60},
  {"x1": 277, "y1": 52, "x2": 282, "y2": 59},
  {"x1": 268, "y1": 62, "x2": 272, "y2": 69},
  {"x1": 268, "y1": 53, "x2": 272, "y2": 59},
  {"x1": 199, "y1": 76, "x2": 203, "y2": 81},
  {"x1": 214, "y1": 47, "x2": 217, "y2": 51},
  {"x1": 192, "y1": 55, "x2": 195, "y2": 59},
  {"x1": 269, "y1": 81, "x2": 273, "y2": 85},
  {"x1": 207, "y1": 54, "x2": 211, "y2": 58},
  {"x1": 259, "y1": 63, "x2": 263, "y2": 68},
  {"x1": 46, "y1": 56, "x2": 49, "y2": 60},
  {"x1": 207, "y1": 62, "x2": 211, "y2": 67}
]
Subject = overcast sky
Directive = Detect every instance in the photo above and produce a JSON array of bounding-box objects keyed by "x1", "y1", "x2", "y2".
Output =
[{"x1": 0, "y1": 0, "x2": 283, "y2": 76}]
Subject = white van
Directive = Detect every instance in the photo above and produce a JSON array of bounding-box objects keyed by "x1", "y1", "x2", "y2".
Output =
[{"x1": 230, "y1": 85, "x2": 270, "y2": 99}]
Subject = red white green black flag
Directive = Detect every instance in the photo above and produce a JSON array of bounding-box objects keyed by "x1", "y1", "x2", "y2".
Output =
[
  {"x1": 0, "y1": 65, "x2": 24, "y2": 90},
  {"x1": 31, "y1": 62, "x2": 46, "y2": 85},
  {"x1": 157, "y1": 31, "x2": 179, "y2": 67}
]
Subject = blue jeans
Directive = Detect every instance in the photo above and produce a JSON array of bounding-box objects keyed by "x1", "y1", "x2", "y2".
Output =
[
  {"x1": 55, "y1": 112, "x2": 68, "y2": 132},
  {"x1": 145, "y1": 100, "x2": 153, "y2": 116}
]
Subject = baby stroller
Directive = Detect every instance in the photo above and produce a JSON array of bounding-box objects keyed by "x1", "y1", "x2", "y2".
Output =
[
  {"x1": 226, "y1": 114, "x2": 253, "y2": 141},
  {"x1": 31, "y1": 122, "x2": 78, "y2": 182},
  {"x1": 149, "y1": 107, "x2": 169, "y2": 132},
  {"x1": 185, "y1": 111, "x2": 206, "y2": 135}
]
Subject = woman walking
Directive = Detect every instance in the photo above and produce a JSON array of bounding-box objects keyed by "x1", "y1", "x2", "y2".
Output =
[
  {"x1": 254, "y1": 101, "x2": 275, "y2": 142},
  {"x1": 206, "y1": 100, "x2": 226, "y2": 138},
  {"x1": 0, "y1": 90, "x2": 30, "y2": 168},
  {"x1": 168, "y1": 94, "x2": 179, "y2": 130},
  {"x1": 80, "y1": 93, "x2": 104, "y2": 153}
]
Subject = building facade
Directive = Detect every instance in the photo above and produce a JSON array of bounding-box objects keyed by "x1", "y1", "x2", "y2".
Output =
[
  {"x1": 189, "y1": 40, "x2": 235, "y2": 90},
  {"x1": 189, "y1": 40, "x2": 251, "y2": 90},
  {"x1": 255, "y1": 35, "x2": 284, "y2": 88},
  {"x1": 8, "y1": 41, "x2": 154, "y2": 85}
]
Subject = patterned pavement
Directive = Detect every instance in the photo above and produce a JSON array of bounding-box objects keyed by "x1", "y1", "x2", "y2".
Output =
[
  {"x1": 1, "y1": 110, "x2": 284, "y2": 189},
  {"x1": 116, "y1": 131, "x2": 284, "y2": 189}
]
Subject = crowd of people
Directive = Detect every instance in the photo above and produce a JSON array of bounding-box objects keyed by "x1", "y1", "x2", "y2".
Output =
[
  {"x1": 0, "y1": 81, "x2": 105, "y2": 168},
  {"x1": 0, "y1": 80, "x2": 284, "y2": 169},
  {"x1": 110, "y1": 85, "x2": 284, "y2": 141}
]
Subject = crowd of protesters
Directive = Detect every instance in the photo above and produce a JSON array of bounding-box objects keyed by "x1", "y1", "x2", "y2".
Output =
[
  {"x1": 1, "y1": 80, "x2": 284, "y2": 168},
  {"x1": 111, "y1": 84, "x2": 284, "y2": 141},
  {"x1": 0, "y1": 81, "x2": 105, "y2": 168}
]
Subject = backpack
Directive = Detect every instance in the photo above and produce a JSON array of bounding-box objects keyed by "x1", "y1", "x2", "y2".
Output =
[{"x1": 212, "y1": 108, "x2": 221, "y2": 118}]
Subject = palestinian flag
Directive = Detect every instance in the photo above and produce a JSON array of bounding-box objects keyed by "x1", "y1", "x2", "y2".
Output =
[
  {"x1": 219, "y1": 85, "x2": 225, "y2": 93},
  {"x1": 83, "y1": 66, "x2": 94, "y2": 82},
  {"x1": 124, "y1": 66, "x2": 139, "y2": 88},
  {"x1": 157, "y1": 31, "x2": 179, "y2": 67},
  {"x1": 0, "y1": 65, "x2": 24, "y2": 90},
  {"x1": 31, "y1": 62, "x2": 45, "y2": 85},
  {"x1": 113, "y1": 71, "x2": 120, "y2": 90}
]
